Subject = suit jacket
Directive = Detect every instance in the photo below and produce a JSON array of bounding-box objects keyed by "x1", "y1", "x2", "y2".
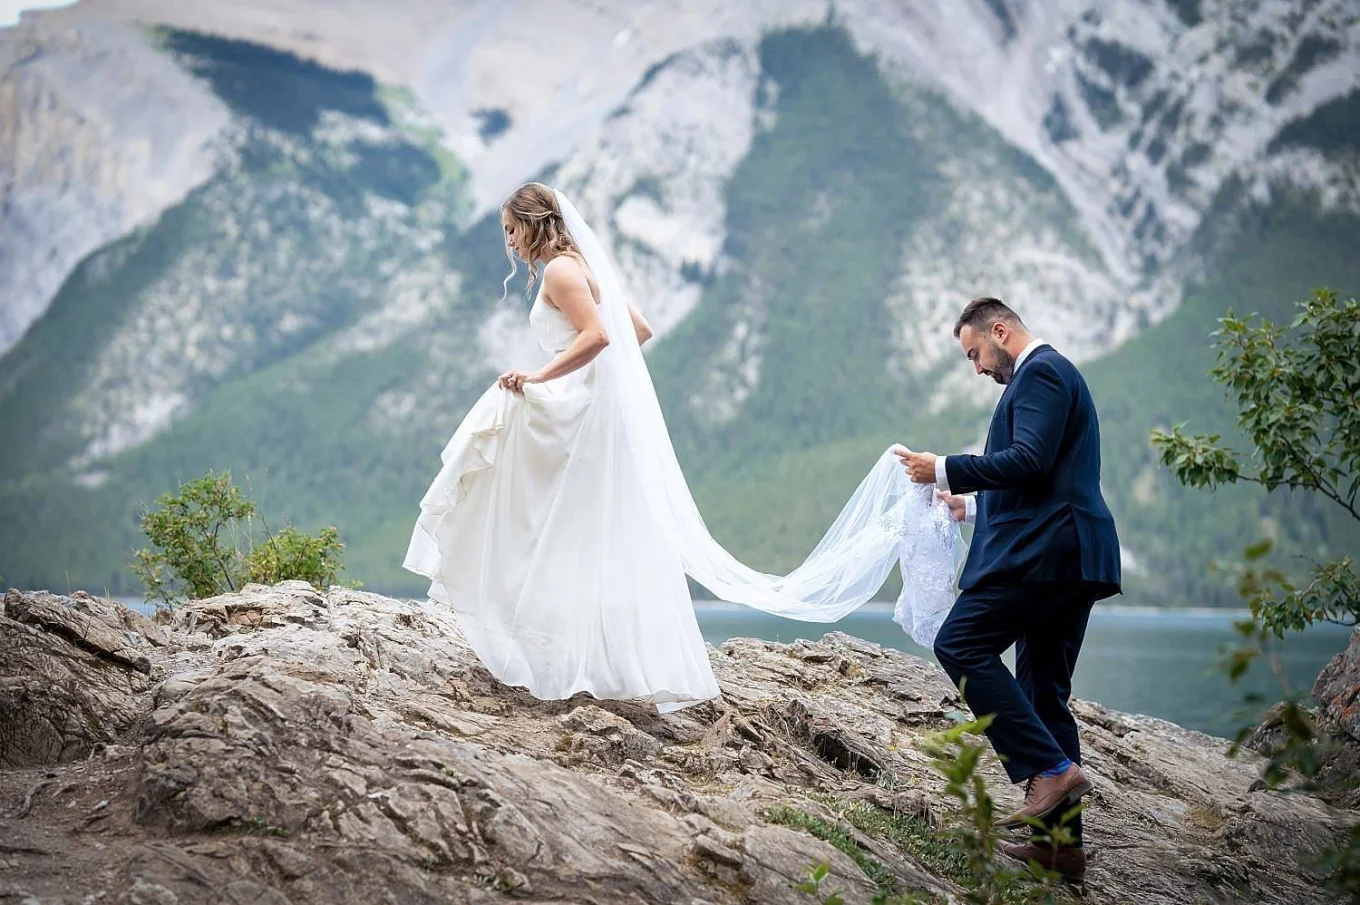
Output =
[{"x1": 945, "y1": 345, "x2": 1121, "y2": 595}]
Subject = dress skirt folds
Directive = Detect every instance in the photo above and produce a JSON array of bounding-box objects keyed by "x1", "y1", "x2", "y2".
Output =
[{"x1": 404, "y1": 298, "x2": 720, "y2": 712}]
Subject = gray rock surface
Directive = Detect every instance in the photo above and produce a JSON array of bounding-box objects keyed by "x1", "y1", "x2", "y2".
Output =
[
  {"x1": 0, "y1": 589, "x2": 163, "y2": 767},
  {"x1": 1243, "y1": 626, "x2": 1360, "y2": 812},
  {"x1": 0, "y1": 583, "x2": 1353, "y2": 904},
  {"x1": 1311, "y1": 626, "x2": 1360, "y2": 811},
  {"x1": 1315, "y1": 625, "x2": 1360, "y2": 744}
]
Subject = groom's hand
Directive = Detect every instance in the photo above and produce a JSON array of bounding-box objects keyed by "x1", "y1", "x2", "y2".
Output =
[
  {"x1": 937, "y1": 491, "x2": 967, "y2": 522},
  {"x1": 898, "y1": 449, "x2": 938, "y2": 483}
]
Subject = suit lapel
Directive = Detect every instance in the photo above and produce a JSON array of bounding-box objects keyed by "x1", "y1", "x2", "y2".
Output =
[
  {"x1": 996, "y1": 344, "x2": 1054, "y2": 406},
  {"x1": 984, "y1": 346, "x2": 1053, "y2": 455},
  {"x1": 984, "y1": 393, "x2": 1007, "y2": 455}
]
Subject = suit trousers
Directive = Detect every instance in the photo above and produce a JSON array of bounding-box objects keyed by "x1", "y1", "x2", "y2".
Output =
[{"x1": 933, "y1": 580, "x2": 1097, "y2": 840}]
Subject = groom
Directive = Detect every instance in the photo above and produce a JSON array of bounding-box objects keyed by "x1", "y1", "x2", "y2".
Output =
[{"x1": 898, "y1": 297, "x2": 1120, "y2": 882}]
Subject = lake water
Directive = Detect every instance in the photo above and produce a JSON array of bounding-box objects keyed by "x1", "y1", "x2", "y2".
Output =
[
  {"x1": 121, "y1": 597, "x2": 1351, "y2": 739},
  {"x1": 694, "y1": 603, "x2": 1353, "y2": 739}
]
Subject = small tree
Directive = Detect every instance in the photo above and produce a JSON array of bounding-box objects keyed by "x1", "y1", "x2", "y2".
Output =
[
  {"x1": 132, "y1": 471, "x2": 350, "y2": 607},
  {"x1": 1151, "y1": 288, "x2": 1359, "y2": 898},
  {"x1": 1151, "y1": 288, "x2": 1358, "y2": 634},
  {"x1": 132, "y1": 472, "x2": 254, "y2": 605}
]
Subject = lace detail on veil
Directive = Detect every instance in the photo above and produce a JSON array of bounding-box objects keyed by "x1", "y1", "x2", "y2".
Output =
[{"x1": 890, "y1": 483, "x2": 963, "y2": 647}]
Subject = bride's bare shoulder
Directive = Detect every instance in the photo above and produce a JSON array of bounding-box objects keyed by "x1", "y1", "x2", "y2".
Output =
[
  {"x1": 543, "y1": 255, "x2": 598, "y2": 305},
  {"x1": 543, "y1": 254, "x2": 589, "y2": 282}
]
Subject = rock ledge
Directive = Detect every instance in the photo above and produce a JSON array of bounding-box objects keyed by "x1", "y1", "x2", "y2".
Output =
[{"x1": 0, "y1": 584, "x2": 1353, "y2": 904}]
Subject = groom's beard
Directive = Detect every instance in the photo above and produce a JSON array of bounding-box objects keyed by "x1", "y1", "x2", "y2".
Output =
[{"x1": 986, "y1": 345, "x2": 1016, "y2": 385}]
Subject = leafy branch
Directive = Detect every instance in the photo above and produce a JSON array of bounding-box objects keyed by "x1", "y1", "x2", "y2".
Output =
[{"x1": 1150, "y1": 288, "x2": 1359, "y2": 897}]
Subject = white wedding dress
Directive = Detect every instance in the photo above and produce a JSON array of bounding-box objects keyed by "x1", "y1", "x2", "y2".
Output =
[
  {"x1": 404, "y1": 294, "x2": 720, "y2": 712},
  {"x1": 405, "y1": 190, "x2": 962, "y2": 713}
]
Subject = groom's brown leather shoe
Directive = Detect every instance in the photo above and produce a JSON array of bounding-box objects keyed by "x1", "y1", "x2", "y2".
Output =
[
  {"x1": 999, "y1": 840, "x2": 1087, "y2": 883},
  {"x1": 998, "y1": 763, "x2": 1092, "y2": 828}
]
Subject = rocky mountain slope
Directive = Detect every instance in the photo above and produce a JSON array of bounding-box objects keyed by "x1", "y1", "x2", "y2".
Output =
[
  {"x1": 2, "y1": 583, "x2": 1356, "y2": 903},
  {"x1": 15, "y1": 0, "x2": 1357, "y2": 350},
  {"x1": 0, "y1": 0, "x2": 1358, "y2": 602},
  {"x1": 0, "y1": 15, "x2": 228, "y2": 353}
]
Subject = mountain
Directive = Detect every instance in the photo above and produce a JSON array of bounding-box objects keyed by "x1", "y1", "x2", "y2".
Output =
[{"x1": 1, "y1": 0, "x2": 1358, "y2": 605}]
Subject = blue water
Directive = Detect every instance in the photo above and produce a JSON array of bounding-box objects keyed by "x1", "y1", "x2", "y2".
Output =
[{"x1": 693, "y1": 603, "x2": 1352, "y2": 739}]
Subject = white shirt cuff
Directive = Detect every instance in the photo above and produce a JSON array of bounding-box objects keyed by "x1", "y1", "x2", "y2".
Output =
[
  {"x1": 964, "y1": 496, "x2": 976, "y2": 526},
  {"x1": 934, "y1": 456, "x2": 950, "y2": 492}
]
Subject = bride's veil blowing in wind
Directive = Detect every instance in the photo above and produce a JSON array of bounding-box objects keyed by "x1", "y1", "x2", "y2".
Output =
[
  {"x1": 554, "y1": 191, "x2": 963, "y2": 642},
  {"x1": 405, "y1": 185, "x2": 962, "y2": 713}
]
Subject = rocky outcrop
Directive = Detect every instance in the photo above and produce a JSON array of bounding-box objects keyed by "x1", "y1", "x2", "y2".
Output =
[
  {"x1": 0, "y1": 583, "x2": 1352, "y2": 904},
  {"x1": 1311, "y1": 626, "x2": 1360, "y2": 810},
  {"x1": 0, "y1": 589, "x2": 164, "y2": 767},
  {"x1": 1315, "y1": 625, "x2": 1360, "y2": 743},
  {"x1": 1241, "y1": 626, "x2": 1360, "y2": 812}
]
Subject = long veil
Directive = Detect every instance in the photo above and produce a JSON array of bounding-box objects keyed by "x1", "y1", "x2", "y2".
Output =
[{"x1": 555, "y1": 190, "x2": 964, "y2": 646}]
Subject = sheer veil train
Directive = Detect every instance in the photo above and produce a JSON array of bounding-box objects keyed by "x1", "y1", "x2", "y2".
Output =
[{"x1": 554, "y1": 191, "x2": 964, "y2": 646}]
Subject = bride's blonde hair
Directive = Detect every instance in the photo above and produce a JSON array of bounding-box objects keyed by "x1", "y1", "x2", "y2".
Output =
[{"x1": 501, "y1": 182, "x2": 584, "y2": 300}]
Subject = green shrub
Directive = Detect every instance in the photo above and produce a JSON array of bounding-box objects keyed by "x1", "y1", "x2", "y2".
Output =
[
  {"x1": 132, "y1": 470, "x2": 350, "y2": 607},
  {"x1": 919, "y1": 716, "x2": 1071, "y2": 904},
  {"x1": 246, "y1": 524, "x2": 347, "y2": 589}
]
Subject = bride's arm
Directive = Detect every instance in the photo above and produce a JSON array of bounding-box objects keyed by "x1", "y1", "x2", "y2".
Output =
[
  {"x1": 501, "y1": 258, "x2": 609, "y2": 392},
  {"x1": 626, "y1": 298, "x2": 653, "y2": 346}
]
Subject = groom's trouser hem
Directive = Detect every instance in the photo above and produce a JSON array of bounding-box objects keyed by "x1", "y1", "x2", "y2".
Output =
[
  {"x1": 932, "y1": 581, "x2": 1096, "y2": 785},
  {"x1": 1018, "y1": 583, "x2": 1095, "y2": 842}
]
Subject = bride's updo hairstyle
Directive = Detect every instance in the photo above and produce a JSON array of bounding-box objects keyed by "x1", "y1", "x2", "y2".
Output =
[{"x1": 501, "y1": 182, "x2": 584, "y2": 300}]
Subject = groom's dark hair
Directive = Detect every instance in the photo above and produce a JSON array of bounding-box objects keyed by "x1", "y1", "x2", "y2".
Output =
[{"x1": 954, "y1": 297, "x2": 1024, "y2": 338}]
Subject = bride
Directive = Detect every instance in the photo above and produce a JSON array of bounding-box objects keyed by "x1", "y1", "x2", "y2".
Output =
[{"x1": 404, "y1": 183, "x2": 961, "y2": 712}]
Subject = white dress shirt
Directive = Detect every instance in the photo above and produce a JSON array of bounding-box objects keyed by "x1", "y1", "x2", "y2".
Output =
[{"x1": 935, "y1": 337, "x2": 1047, "y2": 526}]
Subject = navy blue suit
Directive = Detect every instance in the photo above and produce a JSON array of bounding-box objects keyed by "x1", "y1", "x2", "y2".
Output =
[{"x1": 932, "y1": 344, "x2": 1120, "y2": 838}]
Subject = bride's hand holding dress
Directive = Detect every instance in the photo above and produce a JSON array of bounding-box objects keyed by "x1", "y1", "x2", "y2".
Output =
[
  {"x1": 498, "y1": 256, "x2": 607, "y2": 394},
  {"x1": 498, "y1": 259, "x2": 654, "y2": 394}
]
